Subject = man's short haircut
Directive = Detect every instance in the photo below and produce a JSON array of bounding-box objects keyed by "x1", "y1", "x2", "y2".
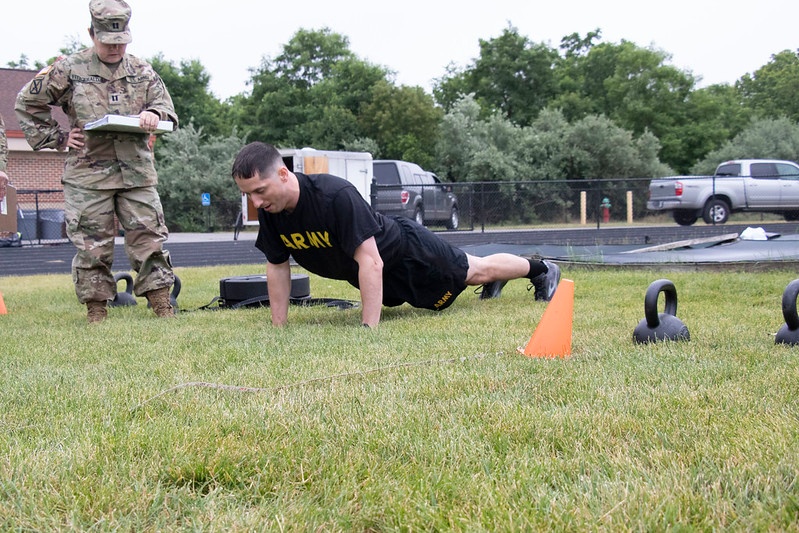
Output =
[{"x1": 231, "y1": 142, "x2": 283, "y2": 180}]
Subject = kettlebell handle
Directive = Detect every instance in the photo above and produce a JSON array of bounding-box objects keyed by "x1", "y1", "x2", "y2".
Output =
[
  {"x1": 644, "y1": 279, "x2": 678, "y2": 328},
  {"x1": 113, "y1": 272, "x2": 134, "y2": 292},
  {"x1": 172, "y1": 275, "x2": 182, "y2": 298},
  {"x1": 781, "y1": 279, "x2": 799, "y2": 331}
]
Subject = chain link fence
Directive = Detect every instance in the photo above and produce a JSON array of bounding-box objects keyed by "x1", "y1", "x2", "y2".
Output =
[
  {"x1": 15, "y1": 168, "x2": 799, "y2": 246},
  {"x1": 159, "y1": 194, "x2": 242, "y2": 234},
  {"x1": 10, "y1": 190, "x2": 244, "y2": 246},
  {"x1": 15, "y1": 189, "x2": 68, "y2": 245},
  {"x1": 372, "y1": 177, "x2": 654, "y2": 231},
  {"x1": 10, "y1": 178, "x2": 656, "y2": 246}
]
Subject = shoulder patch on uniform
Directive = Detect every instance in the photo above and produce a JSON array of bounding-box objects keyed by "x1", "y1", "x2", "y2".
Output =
[
  {"x1": 29, "y1": 59, "x2": 60, "y2": 94},
  {"x1": 29, "y1": 79, "x2": 43, "y2": 94}
]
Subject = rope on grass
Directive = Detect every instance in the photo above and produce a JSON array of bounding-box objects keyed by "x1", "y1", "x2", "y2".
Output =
[{"x1": 130, "y1": 353, "x2": 492, "y2": 414}]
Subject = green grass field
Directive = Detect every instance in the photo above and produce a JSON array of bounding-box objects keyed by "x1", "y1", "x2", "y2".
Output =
[{"x1": 1, "y1": 264, "x2": 799, "y2": 530}]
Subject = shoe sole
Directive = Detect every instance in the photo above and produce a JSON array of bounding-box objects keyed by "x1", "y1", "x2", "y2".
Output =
[{"x1": 535, "y1": 261, "x2": 561, "y2": 301}]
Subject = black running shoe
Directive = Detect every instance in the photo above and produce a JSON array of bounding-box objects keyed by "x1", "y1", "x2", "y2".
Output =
[
  {"x1": 530, "y1": 260, "x2": 560, "y2": 301},
  {"x1": 479, "y1": 280, "x2": 508, "y2": 300}
]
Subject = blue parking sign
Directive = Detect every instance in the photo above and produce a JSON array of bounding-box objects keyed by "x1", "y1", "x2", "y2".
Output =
[{"x1": 201, "y1": 192, "x2": 211, "y2": 206}]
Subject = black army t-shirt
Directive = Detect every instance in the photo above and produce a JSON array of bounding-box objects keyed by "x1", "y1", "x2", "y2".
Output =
[{"x1": 255, "y1": 173, "x2": 403, "y2": 287}]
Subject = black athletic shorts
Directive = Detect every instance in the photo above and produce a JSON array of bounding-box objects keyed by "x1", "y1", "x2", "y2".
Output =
[{"x1": 381, "y1": 216, "x2": 469, "y2": 311}]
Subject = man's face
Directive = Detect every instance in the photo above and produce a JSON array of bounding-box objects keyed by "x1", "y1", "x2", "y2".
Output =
[
  {"x1": 235, "y1": 168, "x2": 289, "y2": 214},
  {"x1": 91, "y1": 35, "x2": 127, "y2": 64}
]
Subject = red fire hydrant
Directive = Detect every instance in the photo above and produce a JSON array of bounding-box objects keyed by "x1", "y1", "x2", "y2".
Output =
[{"x1": 601, "y1": 197, "x2": 611, "y2": 223}]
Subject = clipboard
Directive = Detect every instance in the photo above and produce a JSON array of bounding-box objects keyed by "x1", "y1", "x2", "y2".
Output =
[{"x1": 84, "y1": 114, "x2": 174, "y2": 134}]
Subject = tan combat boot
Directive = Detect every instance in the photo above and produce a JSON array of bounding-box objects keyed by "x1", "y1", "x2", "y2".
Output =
[
  {"x1": 145, "y1": 287, "x2": 175, "y2": 318},
  {"x1": 87, "y1": 301, "x2": 108, "y2": 324}
]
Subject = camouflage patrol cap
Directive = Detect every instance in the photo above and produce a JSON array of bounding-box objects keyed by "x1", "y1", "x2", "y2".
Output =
[{"x1": 89, "y1": 0, "x2": 132, "y2": 44}]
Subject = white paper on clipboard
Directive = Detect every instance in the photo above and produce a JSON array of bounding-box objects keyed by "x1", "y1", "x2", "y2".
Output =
[{"x1": 84, "y1": 114, "x2": 174, "y2": 134}]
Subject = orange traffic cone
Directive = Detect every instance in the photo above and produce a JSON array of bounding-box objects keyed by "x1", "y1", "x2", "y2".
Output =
[
  {"x1": 0, "y1": 291, "x2": 7, "y2": 315},
  {"x1": 518, "y1": 279, "x2": 574, "y2": 358}
]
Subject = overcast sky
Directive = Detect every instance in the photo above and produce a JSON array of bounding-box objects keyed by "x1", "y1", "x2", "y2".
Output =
[{"x1": 2, "y1": 0, "x2": 797, "y2": 100}]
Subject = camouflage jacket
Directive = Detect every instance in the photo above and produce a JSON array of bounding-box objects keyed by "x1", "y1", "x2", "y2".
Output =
[
  {"x1": 15, "y1": 48, "x2": 178, "y2": 189},
  {"x1": 0, "y1": 113, "x2": 7, "y2": 172}
]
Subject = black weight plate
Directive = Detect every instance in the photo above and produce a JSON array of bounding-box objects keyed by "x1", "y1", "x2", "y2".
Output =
[{"x1": 219, "y1": 273, "x2": 311, "y2": 304}]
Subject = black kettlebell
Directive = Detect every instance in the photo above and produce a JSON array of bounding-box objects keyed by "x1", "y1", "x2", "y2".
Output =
[
  {"x1": 146, "y1": 274, "x2": 181, "y2": 311},
  {"x1": 633, "y1": 279, "x2": 690, "y2": 344},
  {"x1": 110, "y1": 272, "x2": 137, "y2": 307},
  {"x1": 775, "y1": 279, "x2": 799, "y2": 346}
]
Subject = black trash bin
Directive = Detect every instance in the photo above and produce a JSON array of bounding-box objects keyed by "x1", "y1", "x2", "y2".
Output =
[{"x1": 39, "y1": 209, "x2": 66, "y2": 240}]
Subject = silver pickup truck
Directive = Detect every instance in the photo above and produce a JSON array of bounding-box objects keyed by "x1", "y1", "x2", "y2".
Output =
[{"x1": 647, "y1": 159, "x2": 799, "y2": 225}]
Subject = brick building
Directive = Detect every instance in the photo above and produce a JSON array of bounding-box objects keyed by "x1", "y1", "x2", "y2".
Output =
[
  {"x1": 1, "y1": 67, "x2": 69, "y2": 191},
  {"x1": 2, "y1": 68, "x2": 69, "y2": 242}
]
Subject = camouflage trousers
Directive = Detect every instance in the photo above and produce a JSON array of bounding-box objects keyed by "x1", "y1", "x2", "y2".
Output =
[{"x1": 64, "y1": 184, "x2": 174, "y2": 304}]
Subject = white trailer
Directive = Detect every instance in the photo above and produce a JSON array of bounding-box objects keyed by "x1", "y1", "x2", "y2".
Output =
[{"x1": 241, "y1": 147, "x2": 373, "y2": 226}]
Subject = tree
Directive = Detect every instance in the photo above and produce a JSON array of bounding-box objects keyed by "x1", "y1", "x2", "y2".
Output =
[
  {"x1": 470, "y1": 25, "x2": 559, "y2": 125},
  {"x1": 236, "y1": 27, "x2": 442, "y2": 164},
  {"x1": 435, "y1": 29, "x2": 710, "y2": 172},
  {"x1": 359, "y1": 81, "x2": 443, "y2": 167},
  {"x1": 559, "y1": 30, "x2": 602, "y2": 59},
  {"x1": 156, "y1": 123, "x2": 246, "y2": 232},
  {"x1": 435, "y1": 94, "x2": 525, "y2": 182},
  {"x1": 432, "y1": 63, "x2": 471, "y2": 114},
  {"x1": 737, "y1": 49, "x2": 799, "y2": 122},
  {"x1": 434, "y1": 95, "x2": 533, "y2": 223},
  {"x1": 149, "y1": 55, "x2": 231, "y2": 138},
  {"x1": 289, "y1": 58, "x2": 389, "y2": 150},
  {"x1": 271, "y1": 28, "x2": 353, "y2": 88},
  {"x1": 56, "y1": 34, "x2": 86, "y2": 58},
  {"x1": 547, "y1": 30, "x2": 603, "y2": 123},
  {"x1": 236, "y1": 62, "x2": 311, "y2": 145},
  {"x1": 670, "y1": 84, "x2": 752, "y2": 172},
  {"x1": 237, "y1": 28, "x2": 385, "y2": 149},
  {"x1": 435, "y1": 96, "x2": 671, "y2": 221},
  {"x1": 692, "y1": 117, "x2": 799, "y2": 174},
  {"x1": 558, "y1": 40, "x2": 697, "y2": 171},
  {"x1": 434, "y1": 25, "x2": 559, "y2": 126},
  {"x1": 6, "y1": 35, "x2": 86, "y2": 69},
  {"x1": 5, "y1": 54, "x2": 36, "y2": 69},
  {"x1": 437, "y1": 96, "x2": 669, "y2": 183},
  {"x1": 559, "y1": 114, "x2": 670, "y2": 180},
  {"x1": 517, "y1": 108, "x2": 572, "y2": 181}
]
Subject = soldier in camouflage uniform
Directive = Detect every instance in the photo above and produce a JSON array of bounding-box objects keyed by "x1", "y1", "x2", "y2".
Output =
[
  {"x1": 15, "y1": 0, "x2": 178, "y2": 323},
  {"x1": 0, "y1": 114, "x2": 8, "y2": 202}
]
